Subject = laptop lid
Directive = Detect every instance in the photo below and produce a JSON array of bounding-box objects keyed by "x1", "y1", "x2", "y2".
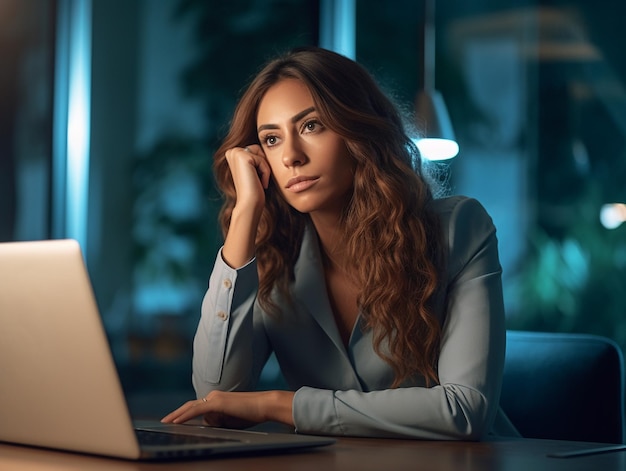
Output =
[{"x1": 0, "y1": 239, "x2": 333, "y2": 460}]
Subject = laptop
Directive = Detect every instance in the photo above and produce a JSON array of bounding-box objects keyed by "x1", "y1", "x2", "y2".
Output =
[{"x1": 0, "y1": 239, "x2": 334, "y2": 460}]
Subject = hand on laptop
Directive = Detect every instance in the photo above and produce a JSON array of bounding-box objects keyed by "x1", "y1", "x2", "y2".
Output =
[{"x1": 161, "y1": 390, "x2": 295, "y2": 429}]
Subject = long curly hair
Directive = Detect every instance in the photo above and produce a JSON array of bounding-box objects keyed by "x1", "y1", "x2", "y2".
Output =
[{"x1": 213, "y1": 47, "x2": 446, "y2": 387}]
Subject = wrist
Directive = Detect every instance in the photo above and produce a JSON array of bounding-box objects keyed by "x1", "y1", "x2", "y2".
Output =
[
  {"x1": 231, "y1": 198, "x2": 264, "y2": 221},
  {"x1": 223, "y1": 206, "x2": 262, "y2": 268},
  {"x1": 265, "y1": 391, "x2": 295, "y2": 426}
]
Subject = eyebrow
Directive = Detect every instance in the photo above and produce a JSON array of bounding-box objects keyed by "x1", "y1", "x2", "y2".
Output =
[{"x1": 257, "y1": 106, "x2": 316, "y2": 133}]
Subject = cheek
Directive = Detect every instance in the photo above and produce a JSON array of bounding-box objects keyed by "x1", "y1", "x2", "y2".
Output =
[
  {"x1": 265, "y1": 148, "x2": 284, "y2": 167},
  {"x1": 267, "y1": 159, "x2": 281, "y2": 186}
]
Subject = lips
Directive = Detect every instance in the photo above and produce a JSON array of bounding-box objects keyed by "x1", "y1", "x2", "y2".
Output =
[{"x1": 285, "y1": 175, "x2": 320, "y2": 193}]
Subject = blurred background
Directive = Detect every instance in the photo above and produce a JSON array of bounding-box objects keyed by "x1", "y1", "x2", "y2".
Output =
[{"x1": 2, "y1": 0, "x2": 625, "y2": 417}]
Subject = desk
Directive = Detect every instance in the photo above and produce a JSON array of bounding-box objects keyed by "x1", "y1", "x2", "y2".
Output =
[{"x1": 1, "y1": 436, "x2": 625, "y2": 471}]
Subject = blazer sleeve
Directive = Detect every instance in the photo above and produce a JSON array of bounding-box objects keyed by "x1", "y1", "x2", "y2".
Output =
[
  {"x1": 292, "y1": 197, "x2": 506, "y2": 440},
  {"x1": 191, "y1": 249, "x2": 271, "y2": 398}
]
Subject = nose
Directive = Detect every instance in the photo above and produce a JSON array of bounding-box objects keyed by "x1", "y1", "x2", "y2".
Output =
[{"x1": 281, "y1": 137, "x2": 307, "y2": 168}]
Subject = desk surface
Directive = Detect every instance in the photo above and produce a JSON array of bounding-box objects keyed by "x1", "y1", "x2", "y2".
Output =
[{"x1": 2, "y1": 435, "x2": 625, "y2": 471}]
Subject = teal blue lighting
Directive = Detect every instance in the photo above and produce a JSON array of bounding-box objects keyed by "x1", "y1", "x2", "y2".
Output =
[
  {"x1": 319, "y1": 0, "x2": 355, "y2": 59},
  {"x1": 53, "y1": 0, "x2": 92, "y2": 250}
]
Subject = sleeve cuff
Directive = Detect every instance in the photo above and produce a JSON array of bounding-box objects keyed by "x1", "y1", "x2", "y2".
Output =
[{"x1": 293, "y1": 387, "x2": 344, "y2": 435}]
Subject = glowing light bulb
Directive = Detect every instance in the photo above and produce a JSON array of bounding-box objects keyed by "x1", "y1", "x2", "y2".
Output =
[
  {"x1": 600, "y1": 203, "x2": 626, "y2": 229},
  {"x1": 416, "y1": 138, "x2": 460, "y2": 161}
]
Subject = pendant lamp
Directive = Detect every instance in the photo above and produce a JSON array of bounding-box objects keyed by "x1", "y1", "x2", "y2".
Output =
[{"x1": 415, "y1": 0, "x2": 459, "y2": 160}]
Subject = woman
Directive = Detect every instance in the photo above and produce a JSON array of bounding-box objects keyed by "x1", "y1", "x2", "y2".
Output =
[{"x1": 162, "y1": 46, "x2": 511, "y2": 440}]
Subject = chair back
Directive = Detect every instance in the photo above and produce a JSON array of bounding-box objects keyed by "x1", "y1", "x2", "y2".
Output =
[{"x1": 501, "y1": 330, "x2": 625, "y2": 444}]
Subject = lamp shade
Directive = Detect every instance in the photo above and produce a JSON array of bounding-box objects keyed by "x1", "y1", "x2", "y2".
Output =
[{"x1": 415, "y1": 89, "x2": 459, "y2": 160}]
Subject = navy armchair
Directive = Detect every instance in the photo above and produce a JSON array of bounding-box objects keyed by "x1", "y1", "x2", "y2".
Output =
[{"x1": 501, "y1": 330, "x2": 625, "y2": 444}]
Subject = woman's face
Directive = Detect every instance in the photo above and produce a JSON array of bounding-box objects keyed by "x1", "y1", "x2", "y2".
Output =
[{"x1": 256, "y1": 79, "x2": 354, "y2": 218}]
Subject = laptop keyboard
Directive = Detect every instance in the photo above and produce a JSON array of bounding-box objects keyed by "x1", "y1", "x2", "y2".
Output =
[{"x1": 136, "y1": 429, "x2": 239, "y2": 447}]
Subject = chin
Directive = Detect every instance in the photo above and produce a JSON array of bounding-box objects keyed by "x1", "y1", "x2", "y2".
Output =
[
  {"x1": 283, "y1": 196, "x2": 322, "y2": 214},
  {"x1": 289, "y1": 204, "x2": 318, "y2": 215}
]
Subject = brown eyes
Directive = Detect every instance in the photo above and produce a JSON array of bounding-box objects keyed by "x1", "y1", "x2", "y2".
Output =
[{"x1": 260, "y1": 119, "x2": 324, "y2": 148}]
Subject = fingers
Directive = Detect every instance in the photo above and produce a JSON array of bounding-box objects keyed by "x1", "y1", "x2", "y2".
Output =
[
  {"x1": 243, "y1": 144, "x2": 262, "y2": 155},
  {"x1": 160, "y1": 391, "x2": 267, "y2": 428},
  {"x1": 245, "y1": 148, "x2": 271, "y2": 190},
  {"x1": 229, "y1": 145, "x2": 271, "y2": 190},
  {"x1": 161, "y1": 398, "x2": 208, "y2": 424},
  {"x1": 244, "y1": 145, "x2": 271, "y2": 190},
  {"x1": 160, "y1": 395, "x2": 238, "y2": 428}
]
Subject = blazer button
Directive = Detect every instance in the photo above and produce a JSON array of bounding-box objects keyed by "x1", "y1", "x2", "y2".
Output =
[
  {"x1": 222, "y1": 279, "x2": 232, "y2": 289},
  {"x1": 216, "y1": 311, "x2": 228, "y2": 321}
]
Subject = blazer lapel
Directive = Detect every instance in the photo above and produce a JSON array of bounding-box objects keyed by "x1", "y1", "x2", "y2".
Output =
[{"x1": 292, "y1": 225, "x2": 348, "y2": 355}]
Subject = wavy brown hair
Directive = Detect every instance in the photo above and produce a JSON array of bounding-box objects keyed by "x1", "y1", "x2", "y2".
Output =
[{"x1": 213, "y1": 47, "x2": 446, "y2": 387}]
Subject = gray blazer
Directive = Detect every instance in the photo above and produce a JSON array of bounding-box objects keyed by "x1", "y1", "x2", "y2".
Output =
[{"x1": 192, "y1": 195, "x2": 514, "y2": 439}]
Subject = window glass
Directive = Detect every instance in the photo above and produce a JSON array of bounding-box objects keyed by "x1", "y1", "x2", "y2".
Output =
[
  {"x1": 0, "y1": 1, "x2": 54, "y2": 243},
  {"x1": 358, "y1": 1, "x2": 626, "y2": 351}
]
